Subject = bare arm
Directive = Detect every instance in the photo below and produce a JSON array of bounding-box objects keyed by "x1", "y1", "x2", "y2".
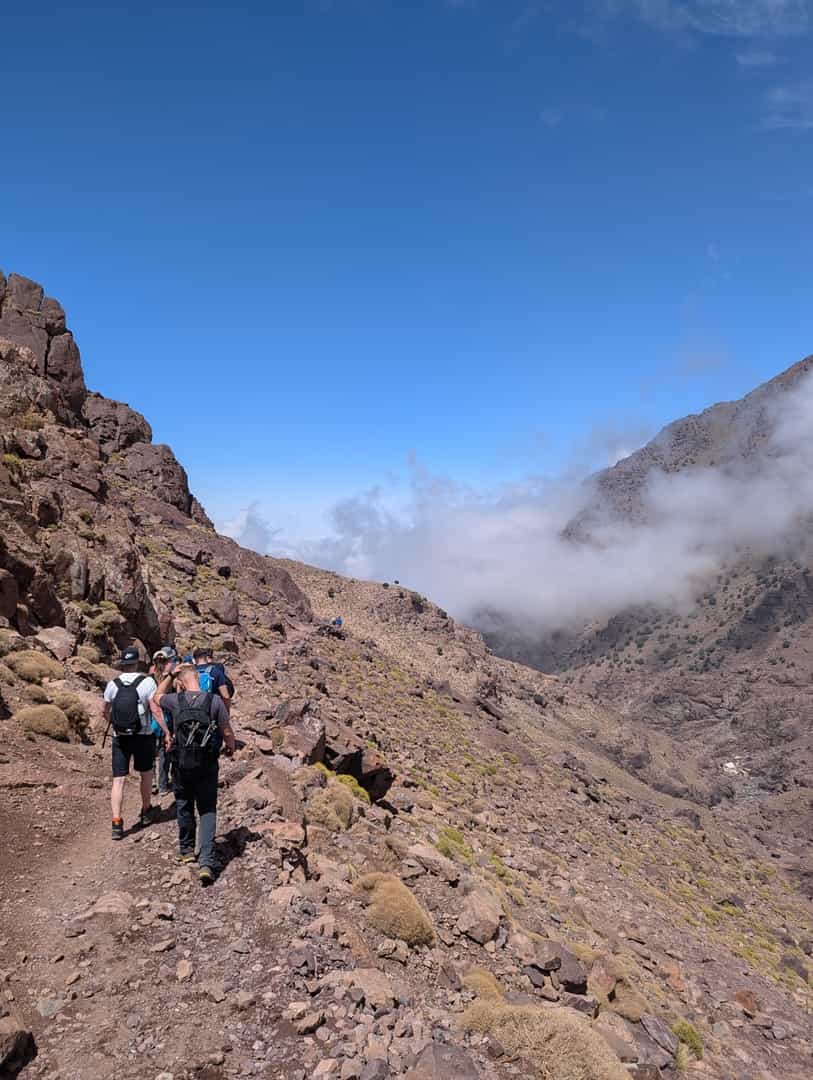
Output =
[
  {"x1": 221, "y1": 719, "x2": 236, "y2": 755},
  {"x1": 153, "y1": 673, "x2": 175, "y2": 710}
]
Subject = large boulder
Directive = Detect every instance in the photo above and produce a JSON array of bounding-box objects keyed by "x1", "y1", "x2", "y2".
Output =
[
  {"x1": 457, "y1": 886, "x2": 502, "y2": 945},
  {"x1": 322, "y1": 717, "x2": 395, "y2": 801},
  {"x1": 405, "y1": 1043, "x2": 480, "y2": 1080},
  {"x1": 273, "y1": 712, "x2": 326, "y2": 766},
  {"x1": 208, "y1": 591, "x2": 240, "y2": 626},
  {"x1": 45, "y1": 333, "x2": 86, "y2": 411},
  {"x1": 82, "y1": 392, "x2": 152, "y2": 454},
  {"x1": 0, "y1": 1015, "x2": 36, "y2": 1076},
  {"x1": 35, "y1": 626, "x2": 76, "y2": 661},
  {"x1": 0, "y1": 568, "x2": 19, "y2": 620}
]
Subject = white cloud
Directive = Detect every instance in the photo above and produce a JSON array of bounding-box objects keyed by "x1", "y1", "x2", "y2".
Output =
[
  {"x1": 539, "y1": 107, "x2": 563, "y2": 128},
  {"x1": 221, "y1": 503, "x2": 280, "y2": 554},
  {"x1": 761, "y1": 79, "x2": 813, "y2": 128},
  {"x1": 605, "y1": 0, "x2": 811, "y2": 37},
  {"x1": 230, "y1": 371, "x2": 813, "y2": 649}
]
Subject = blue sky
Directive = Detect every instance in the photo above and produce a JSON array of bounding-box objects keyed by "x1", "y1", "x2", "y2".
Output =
[{"x1": 2, "y1": 0, "x2": 812, "y2": 545}]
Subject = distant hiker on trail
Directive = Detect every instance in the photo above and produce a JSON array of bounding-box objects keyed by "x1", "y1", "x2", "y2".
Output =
[
  {"x1": 333, "y1": 616, "x2": 343, "y2": 628},
  {"x1": 149, "y1": 645, "x2": 180, "y2": 797},
  {"x1": 154, "y1": 663, "x2": 235, "y2": 886},
  {"x1": 193, "y1": 645, "x2": 234, "y2": 713},
  {"x1": 103, "y1": 646, "x2": 171, "y2": 841}
]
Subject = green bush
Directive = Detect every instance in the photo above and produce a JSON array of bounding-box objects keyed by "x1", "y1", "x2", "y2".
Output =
[
  {"x1": 336, "y1": 772, "x2": 371, "y2": 804},
  {"x1": 436, "y1": 825, "x2": 473, "y2": 864},
  {"x1": 672, "y1": 1019, "x2": 703, "y2": 1060}
]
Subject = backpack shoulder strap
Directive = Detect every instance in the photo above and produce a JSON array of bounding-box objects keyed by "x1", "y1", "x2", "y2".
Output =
[
  {"x1": 132, "y1": 674, "x2": 146, "y2": 689},
  {"x1": 114, "y1": 677, "x2": 124, "y2": 689}
]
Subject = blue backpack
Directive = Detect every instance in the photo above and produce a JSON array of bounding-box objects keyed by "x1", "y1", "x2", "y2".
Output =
[{"x1": 197, "y1": 663, "x2": 219, "y2": 694}]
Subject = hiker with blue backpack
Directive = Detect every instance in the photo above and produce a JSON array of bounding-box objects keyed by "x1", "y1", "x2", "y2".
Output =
[
  {"x1": 154, "y1": 663, "x2": 235, "y2": 885},
  {"x1": 193, "y1": 646, "x2": 234, "y2": 713}
]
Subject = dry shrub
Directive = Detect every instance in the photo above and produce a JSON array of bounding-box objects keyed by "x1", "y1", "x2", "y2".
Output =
[
  {"x1": 462, "y1": 967, "x2": 504, "y2": 1000},
  {"x1": 6, "y1": 650, "x2": 63, "y2": 683},
  {"x1": 0, "y1": 630, "x2": 23, "y2": 658},
  {"x1": 16, "y1": 704, "x2": 70, "y2": 742},
  {"x1": 609, "y1": 979, "x2": 649, "y2": 1022},
  {"x1": 48, "y1": 691, "x2": 91, "y2": 741},
  {"x1": 462, "y1": 1001, "x2": 629, "y2": 1080},
  {"x1": 357, "y1": 873, "x2": 435, "y2": 947},
  {"x1": 308, "y1": 780, "x2": 355, "y2": 831},
  {"x1": 76, "y1": 644, "x2": 101, "y2": 663}
]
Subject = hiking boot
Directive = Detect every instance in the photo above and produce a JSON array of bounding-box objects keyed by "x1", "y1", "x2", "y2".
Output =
[
  {"x1": 176, "y1": 852, "x2": 196, "y2": 865},
  {"x1": 111, "y1": 819, "x2": 124, "y2": 841},
  {"x1": 198, "y1": 865, "x2": 215, "y2": 887},
  {"x1": 139, "y1": 806, "x2": 156, "y2": 828}
]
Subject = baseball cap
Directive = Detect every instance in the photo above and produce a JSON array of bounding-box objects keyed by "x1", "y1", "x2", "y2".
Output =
[
  {"x1": 192, "y1": 646, "x2": 212, "y2": 661},
  {"x1": 153, "y1": 645, "x2": 178, "y2": 661},
  {"x1": 119, "y1": 646, "x2": 140, "y2": 665}
]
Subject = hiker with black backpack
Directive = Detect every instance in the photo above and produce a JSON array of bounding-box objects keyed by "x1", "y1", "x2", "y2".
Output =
[
  {"x1": 154, "y1": 663, "x2": 235, "y2": 886},
  {"x1": 103, "y1": 646, "x2": 171, "y2": 840}
]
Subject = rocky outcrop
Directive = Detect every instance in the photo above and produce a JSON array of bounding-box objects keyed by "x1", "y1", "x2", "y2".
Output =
[
  {"x1": 0, "y1": 267, "x2": 309, "y2": 650},
  {"x1": 82, "y1": 392, "x2": 152, "y2": 453},
  {"x1": 111, "y1": 441, "x2": 193, "y2": 513},
  {"x1": 0, "y1": 271, "x2": 86, "y2": 411}
]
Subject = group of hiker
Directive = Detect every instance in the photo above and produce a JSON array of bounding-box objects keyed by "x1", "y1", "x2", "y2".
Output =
[{"x1": 102, "y1": 644, "x2": 236, "y2": 886}]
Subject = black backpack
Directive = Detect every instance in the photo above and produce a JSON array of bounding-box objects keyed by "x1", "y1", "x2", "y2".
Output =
[
  {"x1": 173, "y1": 691, "x2": 219, "y2": 770},
  {"x1": 111, "y1": 675, "x2": 146, "y2": 737}
]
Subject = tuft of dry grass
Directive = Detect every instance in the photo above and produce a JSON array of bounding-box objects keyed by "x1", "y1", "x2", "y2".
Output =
[
  {"x1": 48, "y1": 691, "x2": 90, "y2": 741},
  {"x1": 307, "y1": 780, "x2": 355, "y2": 831},
  {"x1": 462, "y1": 1000, "x2": 629, "y2": 1080},
  {"x1": 15, "y1": 704, "x2": 70, "y2": 741},
  {"x1": 357, "y1": 872, "x2": 435, "y2": 947},
  {"x1": 608, "y1": 979, "x2": 649, "y2": 1022},
  {"x1": 462, "y1": 967, "x2": 505, "y2": 1000},
  {"x1": 6, "y1": 650, "x2": 63, "y2": 683}
]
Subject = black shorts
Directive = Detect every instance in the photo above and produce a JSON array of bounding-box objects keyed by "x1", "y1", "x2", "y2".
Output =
[{"x1": 112, "y1": 735, "x2": 155, "y2": 777}]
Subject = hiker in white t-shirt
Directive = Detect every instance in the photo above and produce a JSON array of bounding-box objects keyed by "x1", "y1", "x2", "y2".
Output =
[{"x1": 102, "y1": 646, "x2": 170, "y2": 840}]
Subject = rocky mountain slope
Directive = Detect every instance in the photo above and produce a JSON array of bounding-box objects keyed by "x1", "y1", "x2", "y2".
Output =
[
  {"x1": 0, "y1": 271, "x2": 811, "y2": 1080},
  {"x1": 483, "y1": 361, "x2": 813, "y2": 825}
]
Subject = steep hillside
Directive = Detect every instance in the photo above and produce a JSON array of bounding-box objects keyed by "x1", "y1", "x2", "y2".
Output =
[
  {"x1": 483, "y1": 362, "x2": 813, "y2": 814},
  {"x1": 0, "y1": 272, "x2": 811, "y2": 1080}
]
